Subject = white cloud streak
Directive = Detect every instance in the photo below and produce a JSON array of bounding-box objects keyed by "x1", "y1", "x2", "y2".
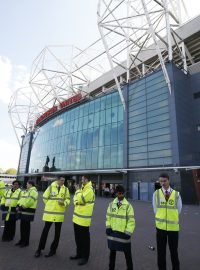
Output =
[
  {"x1": 0, "y1": 55, "x2": 29, "y2": 104},
  {"x1": 0, "y1": 139, "x2": 20, "y2": 170}
]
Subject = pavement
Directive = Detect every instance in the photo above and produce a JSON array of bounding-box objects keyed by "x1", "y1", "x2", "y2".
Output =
[{"x1": 0, "y1": 194, "x2": 199, "y2": 270}]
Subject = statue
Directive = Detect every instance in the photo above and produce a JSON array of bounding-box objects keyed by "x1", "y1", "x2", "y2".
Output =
[
  {"x1": 50, "y1": 156, "x2": 56, "y2": 172},
  {"x1": 45, "y1": 156, "x2": 50, "y2": 167},
  {"x1": 43, "y1": 156, "x2": 50, "y2": 172}
]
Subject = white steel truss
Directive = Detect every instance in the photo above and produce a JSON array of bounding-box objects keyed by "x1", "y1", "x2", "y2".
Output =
[
  {"x1": 97, "y1": 0, "x2": 189, "y2": 109},
  {"x1": 8, "y1": 1, "x2": 195, "y2": 144},
  {"x1": 8, "y1": 87, "x2": 40, "y2": 146},
  {"x1": 8, "y1": 44, "x2": 110, "y2": 144}
]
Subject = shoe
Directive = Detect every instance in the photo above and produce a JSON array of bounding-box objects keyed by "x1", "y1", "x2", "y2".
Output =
[
  {"x1": 35, "y1": 250, "x2": 41, "y2": 258},
  {"x1": 20, "y1": 243, "x2": 29, "y2": 248},
  {"x1": 45, "y1": 251, "x2": 56, "y2": 258},
  {"x1": 78, "y1": 258, "x2": 88, "y2": 266},
  {"x1": 15, "y1": 241, "x2": 21, "y2": 246},
  {"x1": 70, "y1": 255, "x2": 80, "y2": 260}
]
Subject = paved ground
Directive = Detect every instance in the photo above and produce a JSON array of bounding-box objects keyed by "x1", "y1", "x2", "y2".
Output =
[{"x1": 0, "y1": 194, "x2": 199, "y2": 270}]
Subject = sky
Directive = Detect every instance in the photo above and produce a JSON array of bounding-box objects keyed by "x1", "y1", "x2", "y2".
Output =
[{"x1": 0, "y1": 0, "x2": 199, "y2": 171}]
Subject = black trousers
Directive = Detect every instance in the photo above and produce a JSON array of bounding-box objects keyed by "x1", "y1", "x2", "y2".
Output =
[
  {"x1": 20, "y1": 220, "x2": 31, "y2": 245},
  {"x1": 109, "y1": 249, "x2": 133, "y2": 270},
  {"x1": 73, "y1": 223, "x2": 90, "y2": 260},
  {"x1": 2, "y1": 220, "x2": 16, "y2": 241},
  {"x1": 38, "y1": 221, "x2": 62, "y2": 252},
  {"x1": 156, "y1": 228, "x2": 180, "y2": 270}
]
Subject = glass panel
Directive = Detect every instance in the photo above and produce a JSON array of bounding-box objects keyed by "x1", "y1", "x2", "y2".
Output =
[
  {"x1": 104, "y1": 146, "x2": 111, "y2": 168},
  {"x1": 91, "y1": 148, "x2": 98, "y2": 169},
  {"x1": 111, "y1": 145, "x2": 118, "y2": 168},
  {"x1": 105, "y1": 124, "x2": 111, "y2": 146},
  {"x1": 106, "y1": 108, "x2": 112, "y2": 124},
  {"x1": 132, "y1": 182, "x2": 138, "y2": 200},
  {"x1": 111, "y1": 107, "x2": 118, "y2": 123},
  {"x1": 112, "y1": 92, "x2": 120, "y2": 107},
  {"x1": 111, "y1": 123, "x2": 118, "y2": 145},
  {"x1": 98, "y1": 147, "x2": 104, "y2": 168},
  {"x1": 139, "y1": 182, "x2": 149, "y2": 201},
  {"x1": 106, "y1": 94, "x2": 112, "y2": 108}
]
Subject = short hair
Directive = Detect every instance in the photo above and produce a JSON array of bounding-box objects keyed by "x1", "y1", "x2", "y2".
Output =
[
  {"x1": 82, "y1": 175, "x2": 90, "y2": 180},
  {"x1": 27, "y1": 180, "x2": 35, "y2": 187},
  {"x1": 159, "y1": 173, "x2": 169, "y2": 180},
  {"x1": 57, "y1": 175, "x2": 65, "y2": 180},
  {"x1": 12, "y1": 180, "x2": 21, "y2": 186},
  {"x1": 115, "y1": 185, "x2": 125, "y2": 193}
]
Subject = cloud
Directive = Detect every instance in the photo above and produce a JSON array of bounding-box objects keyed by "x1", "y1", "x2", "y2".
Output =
[
  {"x1": 0, "y1": 139, "x2": 20, "y2": 170},
  {"x1": 0, "y1": 55, "x2": 29, "y2": 104},
  {"x1": 53, "y1": 118, "x2": 64, "y2": 127}
]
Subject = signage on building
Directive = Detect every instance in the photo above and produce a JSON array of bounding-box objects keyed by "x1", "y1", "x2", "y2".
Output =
[{"x1": 36, "y1": 93, "x2": 83, "y2": 126}]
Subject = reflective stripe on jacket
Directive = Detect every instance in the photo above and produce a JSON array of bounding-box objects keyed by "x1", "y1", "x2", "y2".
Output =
[
  {"x1": 155, "y1": 188, "x2": 180, "y2": 231},
  {"x1": 0, "y1": 180, "x2": 6, "y2": 200},
  {"x1": 42, "y1": 181, "x2": 70, "y2": 222},
  {"x1": 1, "y1": 188, "x2": 21, "y2": 221},
  {"x1": 73, "y1": 181, "x2": 95, "y2": 227},
  {"x1": 18, "y1": 187, "x2": 38, "y2": 221},
  {"x1": 106, "y1": 197, "x2": 135, "y2": 251}
]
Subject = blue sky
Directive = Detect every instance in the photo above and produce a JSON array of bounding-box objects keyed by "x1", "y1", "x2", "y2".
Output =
[{"x1": 0, "y1": 0, "x2": 199, "y2": 170}]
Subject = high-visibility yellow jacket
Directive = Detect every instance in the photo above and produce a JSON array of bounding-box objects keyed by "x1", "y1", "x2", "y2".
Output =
[
  {"x1": 1, "y1": 188, "x2": 21, "y2": 221},
  {"x1": 106, "y1": 197, "x2": 135, "y2": 251},
  {"x1": 0, "y1": 180, "x2": 6, "y2": 200},
  {"x1": 73, "y1": 181, "x2": 95, "y2": 227},
  {"x1": 106, "y1": 197, "x2": 135, "y2": 235},
  {"x1": 42, "y1": 181, "x2": 70, "y2": 222},
  {"x1": 18, "y1": 187, "x2": 38, "y2": 221},
  {"x1": 154, "y1": 188, "x2": 180, "y2": 231}
]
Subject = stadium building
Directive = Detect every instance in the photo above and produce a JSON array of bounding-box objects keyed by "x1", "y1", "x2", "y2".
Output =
[{"x1": 9, "y1": 2, "x2": 200, "y2": 204}]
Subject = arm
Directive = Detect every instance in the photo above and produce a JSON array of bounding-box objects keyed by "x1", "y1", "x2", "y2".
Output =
[
  {"x1": 152, "y1": 192, "x2": 156, "y2": 214},
  {"x1": 22, "y1": 190, "x2": 38, "y2": 208},
  {"x1": 0, "y1": 182, "x2": 6, "y2": 198},
  {"x1": 64, "y1": 188, "x2": 70, "y2": 206},
  {"x1": 125, "y1": 204, "x2": 135, "y2": 236},
  {"x1": 43, "y1": 186, "x2": 50, "y2": 204},
  {"x1": 74, "y1": 188, "x2": 93, "y2": 205},
  {"x1": 106, "y1": 203, "x2": 113, "y2": 235},
  {"x1": 177, "y1": 193, "x2": 182, "y2": 214}
]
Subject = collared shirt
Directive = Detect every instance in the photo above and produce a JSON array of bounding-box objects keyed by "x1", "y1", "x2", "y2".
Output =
[{"x1": 152, "y1": 186, "x2": 182, "y2": 214}]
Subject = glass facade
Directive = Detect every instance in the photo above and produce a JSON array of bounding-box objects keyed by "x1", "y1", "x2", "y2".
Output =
[
  {"x1": 18, "y1": 133, "x2": 32, "y2": 174},
  {"x1": 128, "y1": 70, "x2": 172, "y2": 167},
  {"x1": 29, "y1": 91, "x2": 124, "y2": 173}
]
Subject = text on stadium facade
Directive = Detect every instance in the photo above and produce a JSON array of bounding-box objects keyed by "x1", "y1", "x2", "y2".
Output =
[{"x1": 36, "y1": 93, "x2": 82, "y2": 126}]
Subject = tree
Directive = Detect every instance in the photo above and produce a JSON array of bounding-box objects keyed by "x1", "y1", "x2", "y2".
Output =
[
  {"x1": 0, "y1": 168, "x2": 4, "y2": 173},
  {"x1": 5, "y1": 168, "x2": 17, "y2": 175}
]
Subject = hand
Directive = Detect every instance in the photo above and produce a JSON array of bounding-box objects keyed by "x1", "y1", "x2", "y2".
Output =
[
  {"x1": 106, "y1": 228, "x2": 113, "y2": 236},
  {"x1": 75, "y1": 184, "x2": 79, "y2": 191}
]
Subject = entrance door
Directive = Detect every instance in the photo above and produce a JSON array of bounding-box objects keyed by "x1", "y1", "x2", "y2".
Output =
[{"x1": 132, "y1": 182, "x2": 154, "y2": 201}]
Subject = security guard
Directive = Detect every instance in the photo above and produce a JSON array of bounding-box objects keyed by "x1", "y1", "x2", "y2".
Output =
[
  {"x1": 0, "y1": 179, "x2": 6, "y2": 200},
  {"x1": 35, "y1": 176, "x2": 70, "y2": 258},
  {"x1": 15, "y1": 180, "x2": 38, "y2": 247},
  {"x1": 70, "y1": 175, "x2": 95, "y2": 266},
  {"x1": 1, "y1": 180, "x2": 21, "y2": 241},
  {"x1": 152, "y1": 173, "x2": 182, "y2": 270},
  {"x1": 106, "y1": 185, "x2": 135, "y2": 270}
]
